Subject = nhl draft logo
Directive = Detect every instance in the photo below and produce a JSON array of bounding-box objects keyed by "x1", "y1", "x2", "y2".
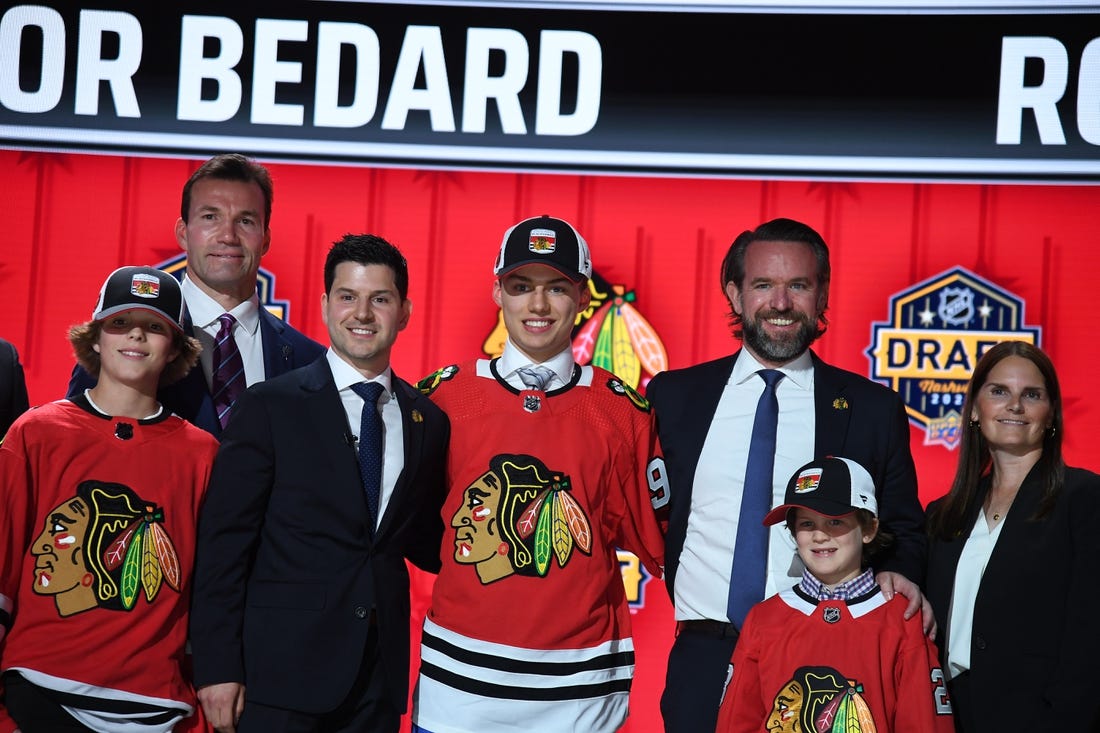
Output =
[
  {"x1": 866, "y1": 267, "x2": 1040, "y2": 449},
  {"x1": 156, "y1": 254, "x2": 292, "y2": 322}
]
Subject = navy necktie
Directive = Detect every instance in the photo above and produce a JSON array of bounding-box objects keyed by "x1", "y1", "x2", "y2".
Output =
[
  {"x1": 516, "y1": 365, "x2": 554, "y2": 391},
  {"x1": 351, "y1": 381, "x2": 385, "y2": 528},
  {"x1": 727, "y1": 368, "x2": 784, "y2": 627},
  {"x1": 211, "y1": 313, "x2": 245, "y2": 429}
]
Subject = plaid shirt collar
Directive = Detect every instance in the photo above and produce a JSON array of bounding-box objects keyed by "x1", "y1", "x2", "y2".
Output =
[{"x1": 798, "y1": 568, "x2": 876, "y2": 601}]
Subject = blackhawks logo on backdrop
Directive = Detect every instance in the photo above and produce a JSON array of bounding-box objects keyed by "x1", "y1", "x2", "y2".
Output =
[{"x1": 866, "y1": 267, "x2": 1040, "y2": 450}]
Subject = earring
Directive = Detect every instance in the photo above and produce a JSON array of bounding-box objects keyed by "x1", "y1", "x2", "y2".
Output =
[
  {"x1": 1047, "y1": 426, "x2": 1056, "y2": 437},
  {"x1": 497, "y1": 542, "x2": 509, "y2": 556},
  {"x1": 81, "y1": 573, "x2": 94, "y2": 587},
  {"x1": 969, "y1": 419, "x2": 980, "y2": 429}
]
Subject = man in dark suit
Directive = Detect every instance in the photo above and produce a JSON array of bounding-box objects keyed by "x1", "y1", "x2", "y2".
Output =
[
  {"x1": 67, "y1": 154, "x2": 323, "y2": 435},
  {"x1": 647, "y1": 218, "x2": 930, "y2": 733},
  {"x1": 189, "y1": 234, "x2": 449, "y2": 733},
  {"x1": 0, "y1": 336, "x2": 30, "y2": 437}
]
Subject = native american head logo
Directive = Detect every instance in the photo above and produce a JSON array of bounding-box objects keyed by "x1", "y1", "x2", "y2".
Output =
[
  {"x1": 764, "y1": 666, "x2": 878, "y2": 733},
  {"x1": 31, "y1": 480, "x2": 181, "y2": 617},
  {"x1": 451, "y1": 454, "x2": 592, "y2": 585}
]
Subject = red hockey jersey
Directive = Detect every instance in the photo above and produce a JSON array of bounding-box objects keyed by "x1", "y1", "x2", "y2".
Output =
[
  {"x1": 718, "y1": 586, "x2": 954, "y2": 733},
  {"x1": 0, "y1": 399, "x2": 217, "y2": 733},
  {"x1": 413, "y1": 358, "x2": 666, "y2": 733}
]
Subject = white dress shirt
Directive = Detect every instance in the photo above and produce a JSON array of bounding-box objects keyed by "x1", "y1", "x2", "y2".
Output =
[
  {"x1": 181, "y1": 275, "x2": 266, "y2": 388},
  {"x1": 946, "y1": 509, "x2": 1007, "y2": 679},
  {"x1": 326, "y1": 350, "x2": 406, "y2": 528},
  {"x1": 674, "y1": 349, "x2": 816, "y2": 622}
]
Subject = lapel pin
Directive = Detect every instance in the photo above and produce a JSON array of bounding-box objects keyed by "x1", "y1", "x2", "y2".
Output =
[
  {"x1": 411, "y1": 409, "x2": 423, "y2": 423},
  {"x1": 832, "y1": 398, "x2": 849, "y2": 410}
]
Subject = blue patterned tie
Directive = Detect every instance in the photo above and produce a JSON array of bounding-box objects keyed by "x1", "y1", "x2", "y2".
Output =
[
  {"x1": 211, "y1": 313, "x2": 245, "y2": 429},
  {"x1": 727, "y1": 369, "x2": 784, "y2": 627},
  {"x1": 516, "y1": 366, "x2": 554, "y2": 391},
  {"x1": 351, "y1": 381, "x2": 385, "y2": 528}
]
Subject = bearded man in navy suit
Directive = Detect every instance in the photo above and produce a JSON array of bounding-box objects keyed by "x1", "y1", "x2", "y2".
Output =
[
  {"x1": 68, "y1": 154, "x2": 323, "y2": 435},
  {"x1": 648, "y1": 218, "x2": 931, "y2": 733}
]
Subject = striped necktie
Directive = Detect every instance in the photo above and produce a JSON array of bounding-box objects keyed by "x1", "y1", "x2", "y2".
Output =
[{"x1": 211, "y1": 313, "x2": 245, "y2": 429}]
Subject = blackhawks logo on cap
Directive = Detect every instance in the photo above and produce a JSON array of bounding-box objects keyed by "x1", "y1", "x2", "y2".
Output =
[
  {"x1": 130, "y1": 273, "x2": 161, "y2": 298},
  {"x1": 794, "y1": 469, "x2": 822, "y2": 493},
  {"x1": 529, "y1": 228, "x2": 557, "y2": 254}
]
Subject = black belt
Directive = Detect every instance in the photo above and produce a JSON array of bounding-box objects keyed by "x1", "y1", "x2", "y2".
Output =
[{"x1": 676, "y1": 619, "x2": 739, "y2": 640}]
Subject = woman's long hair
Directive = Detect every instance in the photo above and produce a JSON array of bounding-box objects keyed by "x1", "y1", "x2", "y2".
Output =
[{"x1": 927, "y1": 341, "x2": 1064, "y2": 540}]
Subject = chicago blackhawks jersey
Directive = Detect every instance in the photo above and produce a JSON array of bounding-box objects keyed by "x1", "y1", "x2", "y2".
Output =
[
  {"x1": 0, "y1": 397, "x2": 217, "y2": 733},
  {"x1": 718, "y1": 586, "x2": 954, "y2": 733},
  {"x1": 412, "y1": 358, "x2": 666, "y2": 733}
]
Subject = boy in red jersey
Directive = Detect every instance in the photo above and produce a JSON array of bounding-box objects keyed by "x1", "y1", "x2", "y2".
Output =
[
  {"x1": 718, "y1": 457, "x2": 953, "y2": 733},
  {"x1": 1, "y1": 267, "x2": 217, "y2": 732}
]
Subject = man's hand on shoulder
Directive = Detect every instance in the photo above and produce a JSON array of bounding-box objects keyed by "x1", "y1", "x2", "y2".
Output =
[
  {"x1": 197, "y1": 682, "x2": 246, "y2": 733},
  {"x1": 876, "y1": 570, "x2": 936, "y2": 639}
]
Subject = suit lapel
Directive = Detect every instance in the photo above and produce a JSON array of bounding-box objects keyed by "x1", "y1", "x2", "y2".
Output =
[
  {"x1": 259, "y1": 309, "x2": 295, "y2": 378},
  {"x1": 812, "y1": 354, "x2": 853, "y2": 459},
  {"x1": 300, "y1": 358, "x2": 373, "y2": 529}
]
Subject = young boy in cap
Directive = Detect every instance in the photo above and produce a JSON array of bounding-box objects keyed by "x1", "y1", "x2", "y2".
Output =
[
  {"x1": 411, "y1": 216, "x2": 666, "y2": 733},
  {"x1": 716, "y1": 457, "x2": 952, "y2": 733},
  {"x1": 0, "y1": 266, "x2": 217, "y2": 732}
]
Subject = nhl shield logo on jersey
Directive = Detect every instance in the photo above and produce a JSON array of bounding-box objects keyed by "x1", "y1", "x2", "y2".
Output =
[
  {"x1": 866, "y1": 267, "x2": 1040, "y2": 450},
  {"x1": 451, "y1": 454, "x2": 592, "y2": 585},
  {"x1": 31, "y1": 480, "x2": 181, "y2": 617},
  {"x1": 764, "y1": 666, "x2": 878, "y2": 733}
]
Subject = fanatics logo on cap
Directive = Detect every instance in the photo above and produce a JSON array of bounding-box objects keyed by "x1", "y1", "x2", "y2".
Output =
[
  {"x1": 793, "y1": 469, "x2": 822, "y2": 494},
  {"x1": 529, "y1": 228, "x2": 557, "y2": 254},
  {"x1": 130, "y1": 273, "x2": 161, "y2": 299}
]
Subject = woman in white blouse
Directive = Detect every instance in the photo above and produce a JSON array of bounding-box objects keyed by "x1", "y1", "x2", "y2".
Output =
[{"x1": 925, "y1": 340, "x2": 1100, "y2": 733}]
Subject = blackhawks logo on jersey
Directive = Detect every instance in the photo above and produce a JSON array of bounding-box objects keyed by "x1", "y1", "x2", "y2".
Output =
[
  {"x1": 451, "y1": 454, "x2": 592, "y2": 585},
  {"x1": 763, "y1": 666, "x2": 878, "y2": 733},
  {"x1": 31, "y1": 480, "x2": 181, "y2": 617}
]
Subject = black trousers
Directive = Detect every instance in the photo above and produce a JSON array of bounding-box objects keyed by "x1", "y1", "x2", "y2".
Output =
[
  {"x1": 238, "y1": 622, "x2": 399, "y2": 733},
  {"x1": 660, "y1": 623, "x2": 740, "y2": 733},
  {"x1": 3, "y1": 672, "x2": 95, "y2": 733}
]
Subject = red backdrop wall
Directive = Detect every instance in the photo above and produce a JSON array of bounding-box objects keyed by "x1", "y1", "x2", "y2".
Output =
[{"x1": 2, "y1": 150, "x2": 1098, "y2": 731}]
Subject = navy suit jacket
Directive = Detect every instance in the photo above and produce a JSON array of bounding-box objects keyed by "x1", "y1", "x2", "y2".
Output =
[
  {"x1": 926, "y1": 465, "x2": 1100, "y2": 733},
  {"x1": 67, "y1": 308, "x2": 324, "y2": 437},
  {"x1": 647, "y1": 349, "x2": 926, "y2": 601},
  {"x1": 188, "y1": 357, "x2": 450, "y2": 714}
]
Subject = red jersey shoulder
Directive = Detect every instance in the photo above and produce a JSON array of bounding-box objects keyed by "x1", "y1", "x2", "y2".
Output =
[
  {"x1": 591, "y1": 367, "x2": 650, "y2": 413},
  {"x1": 416, "y1": 364, "x2": 461, "y2": 397}
]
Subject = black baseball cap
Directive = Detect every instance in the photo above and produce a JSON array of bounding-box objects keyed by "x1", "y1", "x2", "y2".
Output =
[
  {"x1": 493, "y1": 215, "x2": 592, "y2": 283},
  {"x1": 92, "y1": 266, "x2": 186, "y2": 333},
  {"x1": 763, "y1": 456, "x2": 878, "y2": 526}
]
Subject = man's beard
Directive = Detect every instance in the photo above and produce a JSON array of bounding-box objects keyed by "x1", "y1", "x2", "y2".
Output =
[{"x1": 741, "y1": 310, "x2": 818, "y2": 364}]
